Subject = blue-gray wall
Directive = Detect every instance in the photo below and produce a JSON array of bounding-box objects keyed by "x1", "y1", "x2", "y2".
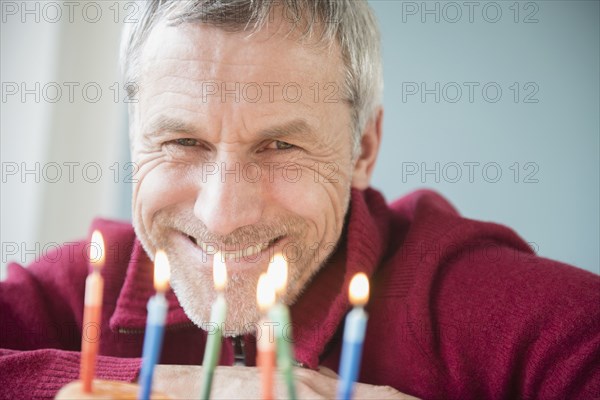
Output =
[
  {"x1": 1, "y1": 1, "x2": 597, "y2": 277},
  {"x1": 369, "y1": 1, "x2": 599, "y2": 274}
]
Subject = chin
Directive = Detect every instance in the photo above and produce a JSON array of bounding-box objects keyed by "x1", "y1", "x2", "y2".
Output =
[
  {"x1": 170, "y1": 265, "x2": 263, "y2": 336},
  {"x1": 133, "y1": 208, "x2": 340, "y2": 336}
]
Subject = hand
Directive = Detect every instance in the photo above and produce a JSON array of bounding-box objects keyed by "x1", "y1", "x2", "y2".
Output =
[{"x1": 152, "y1": 364, "x2": 418, "y2": 399}]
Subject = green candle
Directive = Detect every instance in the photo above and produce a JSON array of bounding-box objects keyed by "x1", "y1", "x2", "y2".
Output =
[
  {"x1": 269, "y1": 302, "x2": 297, "y2": 400},
  {"x1": 200, "y1": 253, "x2": 228, "y2": 400},
  {"x1": 267, "y1": 254, "x2": 297, "y2": 400}
]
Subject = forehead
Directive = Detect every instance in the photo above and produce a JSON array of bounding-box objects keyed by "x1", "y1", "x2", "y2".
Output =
[
  {"x1": 139, "y1": 19, "x2": 345, "y2": 95},
  {"x1": 134, "y1": 19, "x2": 352, "y2": 142}
]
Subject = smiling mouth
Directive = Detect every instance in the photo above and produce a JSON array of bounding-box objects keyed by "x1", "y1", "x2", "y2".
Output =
[{"x1": 187, "y1": 235, "x2": 284, "y2": 259}]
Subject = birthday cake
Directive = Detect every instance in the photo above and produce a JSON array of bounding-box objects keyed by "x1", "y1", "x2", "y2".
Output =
[{"x1": 55, "y1": 379, "x2": 170, "y2": 399}]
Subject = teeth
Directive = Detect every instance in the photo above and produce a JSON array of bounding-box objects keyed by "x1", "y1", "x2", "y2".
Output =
[
  {"x1": 224, "y1": 243, "x2": 270, "y2": 260},
  {"x1": 196, "y1": 240, "x2": 273, "y2": 259}
]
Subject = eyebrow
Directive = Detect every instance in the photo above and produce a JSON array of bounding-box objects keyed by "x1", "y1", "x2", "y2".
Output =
[
  {"x1": 143, "y1": 116, "x2": 320, "y2": 144},
  {"x1": 144, "y1": 116, "x2": 199, "y2": 138},
  {"x1": 257, "y1": 119, "x2": 320, "y2": 143}
]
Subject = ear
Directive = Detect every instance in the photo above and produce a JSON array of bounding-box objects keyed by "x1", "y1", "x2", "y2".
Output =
[{"x1": 351, "y1": 107, "x2": 383, "y2": 190}]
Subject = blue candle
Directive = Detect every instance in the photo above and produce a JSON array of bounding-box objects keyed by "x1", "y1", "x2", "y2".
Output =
[
  {"x1": 337, "y1": 273, "x2": 370, "y2": 400},
  {"x1": 138, "y1": 251, "x2": 170, "y2": 400}
]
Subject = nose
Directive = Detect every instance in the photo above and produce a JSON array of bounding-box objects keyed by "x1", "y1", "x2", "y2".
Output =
[{"x1": 193, "y1": 157, "x2": 264, "y2": 236}]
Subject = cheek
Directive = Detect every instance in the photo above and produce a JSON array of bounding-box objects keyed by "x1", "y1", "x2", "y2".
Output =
[
  {"x1": 134, "y1": 163, "x2": 198, "y2": 225},
  {"x1": 268, "y1": 161, "x2": 351, "y2": 238}
]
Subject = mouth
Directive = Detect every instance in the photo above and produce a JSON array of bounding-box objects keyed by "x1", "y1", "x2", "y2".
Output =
[{"x1": 186, "y1": 234, "x2": 284, "y2": 260}]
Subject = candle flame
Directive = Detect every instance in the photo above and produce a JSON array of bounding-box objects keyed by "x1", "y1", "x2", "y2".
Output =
[
  {"x1": 349, "y1": 273, "x2": 369, "y2": 306},
  {"x1": 213, "y1": 252, "x2": 227, "y2": 291},
  {"x1": 89, "y1": 230, "x2": 105, "y2": 269},
  {"x1": 267, "y1": 253, "x2": 288, "y2": 297},
  {"x1": 154, "y1": 250, "x2": 171, "y2": 292},
  {"x1": 257, "y1": 273, "x2": 275, "y2": 312}
]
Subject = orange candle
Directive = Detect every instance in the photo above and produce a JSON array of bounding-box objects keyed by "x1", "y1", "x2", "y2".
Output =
[
  {"x1": 80, "y1": 230, "x2": 105, "y2": 393},
  {"x1": 256, "y1": 273, "x2": 276, "y2": 400}
]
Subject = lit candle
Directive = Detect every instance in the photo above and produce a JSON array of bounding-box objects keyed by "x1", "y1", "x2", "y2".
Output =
[
  {"x1": 200, "y1": 252, "x2": 228, "y2": 400},
  {"x1": 138, "y1": 250, "x2": 171, "y2": 400},
  {"x1": 267, "y1": 254, "x2": 297, "y2": 400},
  {"x1": 336, "y1": 273, "x2": 370, "y2": 400},
  {"x1": 80, "y1": 230, "x2": 105, "y2": 393},
  {"x1": 257, "y1": 273, "x2": 276, "y2": 400}
]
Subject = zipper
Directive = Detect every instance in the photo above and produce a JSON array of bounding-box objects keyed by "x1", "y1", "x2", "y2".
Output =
[
  {"x1": 118, "y1": 325, "x2": 307, "y2": 369},
  {"x1": 233, "y1": 336, "x2": 246, "y2": 366}
]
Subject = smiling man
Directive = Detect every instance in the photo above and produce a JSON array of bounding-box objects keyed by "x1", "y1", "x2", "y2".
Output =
[
  {"x1": 1, "y1": 1, "x2": 599, "y2": 399},
  {"x1": 130, "y1": 10, "x2": 365, "y2": 334}
]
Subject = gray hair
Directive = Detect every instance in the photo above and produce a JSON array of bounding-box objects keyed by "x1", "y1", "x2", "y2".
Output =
[{"x1": 120, "y1": 0, "x2": 383, "y2": 156}]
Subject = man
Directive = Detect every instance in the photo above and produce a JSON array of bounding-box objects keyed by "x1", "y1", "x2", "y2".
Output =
[{"x1": 1, "y1": 1, "x2": 598, "y2": 399}]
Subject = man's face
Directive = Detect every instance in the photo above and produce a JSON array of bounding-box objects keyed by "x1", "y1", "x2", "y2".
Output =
[{"x1": 131, "y1": 19, "x2": 355, "y2": 334}]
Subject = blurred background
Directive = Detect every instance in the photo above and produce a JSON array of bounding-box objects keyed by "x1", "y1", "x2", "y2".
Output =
[{"x1": 1, "y1": 1, "x2": 598, "y2": 276}]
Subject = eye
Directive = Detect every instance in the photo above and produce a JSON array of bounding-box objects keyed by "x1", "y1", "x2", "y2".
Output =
[
  {"x1": 173, "y1": 138, "x2": 199, "y2": 147},
  {"x1": 267, "y1": 140, "x2": 296, "y2": 151}
]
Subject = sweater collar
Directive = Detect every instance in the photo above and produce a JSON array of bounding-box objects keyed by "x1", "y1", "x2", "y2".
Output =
[
  {"x1": 288, "y1": 187, "x2": 391, "y2": 368},
  {"x1": 108, "y1": 239, "x2": 189, "y2": 332},
  {"x1": 109, "y1": 187, "x2": 391, "y2": 368}
]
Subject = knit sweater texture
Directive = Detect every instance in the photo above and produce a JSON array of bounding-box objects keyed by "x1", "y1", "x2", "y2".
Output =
[{"x1": 1, "y1": 188, "x2": 598, "y2": 399}]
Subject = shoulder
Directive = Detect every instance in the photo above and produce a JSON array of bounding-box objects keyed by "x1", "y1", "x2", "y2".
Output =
[
  {"x1": 381, "y1": 188, "x2": 598, "y2": 320},
  {"x1": 89, "y1": 217, "x2": 136, "y2": 244},
  {"x1": 5, "y1": 217, "x2": 137, "y2": 283},
  {"x1": 88, "y1": 217, "x2": 137, "y2": 265},
  {"x1": 375, "y1": 189, "x2": 600, "y2": 398}
]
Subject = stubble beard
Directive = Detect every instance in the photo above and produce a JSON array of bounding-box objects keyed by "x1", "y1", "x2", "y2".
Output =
[{"x1": 134, "y1": 208, "x2": 344, "y2": 336}]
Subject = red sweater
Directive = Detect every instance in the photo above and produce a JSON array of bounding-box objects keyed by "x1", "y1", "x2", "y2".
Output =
[{"x1": 1, "y1": 188, "x2": 598, "y2": 399}]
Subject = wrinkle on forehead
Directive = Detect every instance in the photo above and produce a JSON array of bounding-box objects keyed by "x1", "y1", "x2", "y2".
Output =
[{"x1": 139, "y1": 18, "x2": 344, "y2": 90}]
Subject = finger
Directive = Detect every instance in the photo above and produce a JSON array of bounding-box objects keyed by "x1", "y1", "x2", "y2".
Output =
[
  {"x1": 353, "y1": 381, "x2": 421, "y2": 400},
  {"x1": 317, "y1": 365, "x2": 339, "y2": 379},
  {"x1": 293, "y1": 367, "x2": 334, "y2": 399}
]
